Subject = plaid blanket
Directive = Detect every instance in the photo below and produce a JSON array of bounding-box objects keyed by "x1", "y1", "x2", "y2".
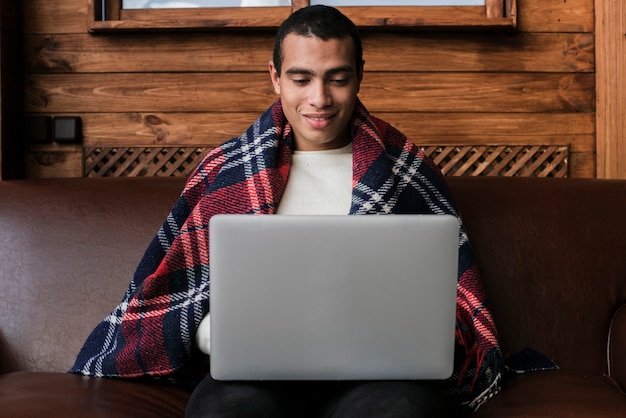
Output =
[{"x1": 71, "y1": 99, "x2": 502, "y2": 410}]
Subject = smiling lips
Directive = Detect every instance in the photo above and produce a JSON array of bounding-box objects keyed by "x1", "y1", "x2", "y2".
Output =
[{"x1": 304, "y1": 113, "x2": 335, "y2": 129}]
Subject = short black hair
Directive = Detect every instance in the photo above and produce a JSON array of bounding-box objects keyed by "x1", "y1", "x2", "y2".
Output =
[{"x1": 272, "y1": 5, "x2": 364, "y2": 76}]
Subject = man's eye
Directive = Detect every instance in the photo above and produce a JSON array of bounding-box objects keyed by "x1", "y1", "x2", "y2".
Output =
[
  {"x1": 292, "y1": 79, "x2": 309, "y2": 85},
  {"x1": 330, "y1": 78, "x2": 348, "y2": 85}
]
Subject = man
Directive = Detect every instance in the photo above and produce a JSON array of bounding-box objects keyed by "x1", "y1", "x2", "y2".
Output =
[{"x1": 72, "y1": 5, "x2": 502, "y2": 417}]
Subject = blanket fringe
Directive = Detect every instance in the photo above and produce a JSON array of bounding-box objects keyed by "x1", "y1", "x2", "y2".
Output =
[{"x1": 454, "y1": 311, "x2": 494, "y2": 395}]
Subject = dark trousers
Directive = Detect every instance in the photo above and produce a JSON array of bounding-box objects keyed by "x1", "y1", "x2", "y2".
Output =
[{"x1": 185, "y1": 375, "x2": 452, "y2": 418}]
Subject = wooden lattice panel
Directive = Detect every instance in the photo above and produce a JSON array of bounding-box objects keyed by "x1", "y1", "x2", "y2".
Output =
[
  {"x1": 85, "y1": 147, "x2": 212, "y2": 177},
  {"x1": 421, "y1": 145, "x2": 569, "y2": 177},
  {"x1": 84, "y1": 145, "x2": 568, "y2": 177}
]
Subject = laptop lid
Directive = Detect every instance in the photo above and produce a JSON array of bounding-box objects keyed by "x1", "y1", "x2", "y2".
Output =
[{"x1": 209, "y1": 214, "x2": 459, "y2": 381}]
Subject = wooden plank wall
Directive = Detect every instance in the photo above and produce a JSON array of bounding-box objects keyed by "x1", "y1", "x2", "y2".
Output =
[
  {"x1": 596, "y1": 0, "x2": 626, "y2": 179},
  {"x1": 21, "y1": 0, "x2": 595, "y2": 178}
]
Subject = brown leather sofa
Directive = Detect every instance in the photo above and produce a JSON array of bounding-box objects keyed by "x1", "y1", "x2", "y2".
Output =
[{"x1": 1, "y1": 176, "x2": 626, "y2": 417}]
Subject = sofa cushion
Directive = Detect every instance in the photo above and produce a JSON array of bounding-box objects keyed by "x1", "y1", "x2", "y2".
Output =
[
  {"x1": 472, "y1": 370, "x2": 626, "y2": 417},
  {"x1": 0, "y1": 371, "x2": 190, "y2": 418}
]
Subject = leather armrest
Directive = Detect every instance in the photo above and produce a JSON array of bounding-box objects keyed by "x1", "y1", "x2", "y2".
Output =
[{"x1": 607, "y1": 304, "x2": 626, "y2": 391}]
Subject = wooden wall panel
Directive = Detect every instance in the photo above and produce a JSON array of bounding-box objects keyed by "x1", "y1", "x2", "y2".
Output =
[
  {"x1": 25, "y1": 73, "x2": 595, "y2": 113},
  {"x1": 517, "y1": 0, "x2": 594, "y2": 32},
  {"x1": 22, "y1": 0, "x2": 87, "y2": 34},
  {"x1": 76, "y1": 112, "x2": 595, "y2": 151},
  {"x1": 23, "y1": 32, "x2": 594, "y2": 73},
  {"x1": 23, "y1": 32, "x2": 276, "y2": 73},
  {"x1": 19, "y1": 0, "x2": 597, "y2": 178},
  {"x1": 595, "y1": 0, "x2": 626, "y2": 178}
]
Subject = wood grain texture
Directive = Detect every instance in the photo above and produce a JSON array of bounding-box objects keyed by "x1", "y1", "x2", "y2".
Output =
[
  {"x1": 595, "y1": 0, "x2": 626, "y2": 178},
  {"x1": 16, "y1": 0, "x2": 600, "y2": 178},
  {"x1": 517, "y1": 0, "x2": 593, "y2": 33},
  {"x1": 23, "y1": 32, "x2": 594, "y2": 74},
  {"x1": 24, "y1": 72, "x2": 595, "y2": 113},
  {"x1": 64, "y1": 112, "x2": 594, "y2": 150}
]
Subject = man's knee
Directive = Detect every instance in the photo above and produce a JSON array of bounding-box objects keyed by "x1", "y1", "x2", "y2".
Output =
[{"x1": 185, "y1": 378, "x2": 289, "y2": 418}]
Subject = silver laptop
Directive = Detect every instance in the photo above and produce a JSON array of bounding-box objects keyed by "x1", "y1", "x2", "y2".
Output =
[{"x1": 209, "y1": 214, "x2": 459, "y2": 381}]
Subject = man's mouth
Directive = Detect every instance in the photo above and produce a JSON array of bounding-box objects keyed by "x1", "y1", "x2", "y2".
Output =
[{"x1": 305, "y1": 114, "x2": 335, "y2": 128}]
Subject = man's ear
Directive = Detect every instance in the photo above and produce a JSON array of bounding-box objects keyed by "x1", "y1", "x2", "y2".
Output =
[{"x1": 268, "y1": 60, "x2": 281, "y2": 95}]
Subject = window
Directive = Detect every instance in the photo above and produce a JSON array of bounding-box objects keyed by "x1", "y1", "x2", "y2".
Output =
[
  {"x1": 122, "y1": 0, "x2": 291, "y2": 7},
  {"x1": 90, "y1": 0, "x2": 516, "y2": 32},
  {"x1": 122, "y1": 0, "x2": 485, "y2": 7}
]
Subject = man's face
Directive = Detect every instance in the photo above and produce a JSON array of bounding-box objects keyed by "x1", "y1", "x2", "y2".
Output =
[{"x1": 269, "y1": 34, "x2": 362, "y2": 151}]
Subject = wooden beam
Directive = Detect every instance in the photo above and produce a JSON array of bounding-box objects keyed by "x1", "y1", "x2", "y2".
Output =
[{"x1": 596, "y1": 0, "x2": 626, "y2": 178}]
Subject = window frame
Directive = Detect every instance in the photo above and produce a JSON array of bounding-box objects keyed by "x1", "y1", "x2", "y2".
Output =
[{"x1": 88, "y1": 0, "x2": 517, "y2": 32}]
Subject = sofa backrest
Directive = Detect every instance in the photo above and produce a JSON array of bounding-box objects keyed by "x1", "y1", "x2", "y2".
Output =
[
  {"x1": 447, "y1": 176, "x2": 626, "y2": 374},
  {"x1": 0, "y1": 177, "x2": 186, "y2": 373},
  {"x1": 2, "y1": 176, "x2": 626, "y2": 377}
]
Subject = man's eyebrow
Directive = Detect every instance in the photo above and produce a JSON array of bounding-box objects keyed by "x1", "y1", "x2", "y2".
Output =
[
  {"x1": 285, "y1": 67, "x2": 316, "y2": 76},
  {"x1": 284, "y1": 65, "x2": 355, "y2": 77},
  {"x1": 325, "y1": 65, "x2": 355, "y2": 76}
]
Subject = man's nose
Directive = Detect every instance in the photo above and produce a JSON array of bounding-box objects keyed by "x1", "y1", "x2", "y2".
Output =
[{"x1": 309, "y1": 81, "x2": 332, "y2": 108}]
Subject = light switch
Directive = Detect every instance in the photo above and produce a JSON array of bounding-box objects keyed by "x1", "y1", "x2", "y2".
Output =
[{"x1": 54, "y1": 116, "x2": 82, "y2": 143}]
